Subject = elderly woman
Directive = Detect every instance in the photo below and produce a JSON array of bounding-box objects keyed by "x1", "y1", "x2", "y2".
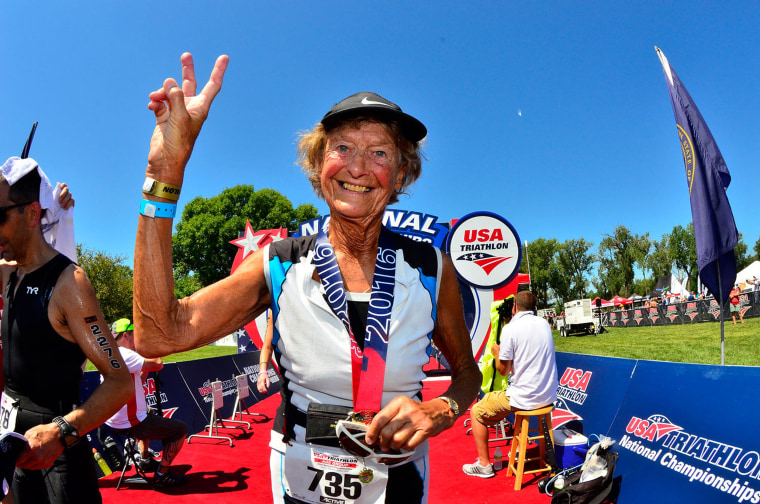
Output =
[{"x1": 134, "y1": 53, "x2": 480, "y2": 504}]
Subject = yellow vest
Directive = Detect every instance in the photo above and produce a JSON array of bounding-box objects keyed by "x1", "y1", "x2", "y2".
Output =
[{"x1": 480, "y1": 297, "x2": 513, "y2": 394}]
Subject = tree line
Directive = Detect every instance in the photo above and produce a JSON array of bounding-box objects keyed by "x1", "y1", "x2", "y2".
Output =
[{"x1": 520, "y1": 224, "x2": 760, "y2": 310}]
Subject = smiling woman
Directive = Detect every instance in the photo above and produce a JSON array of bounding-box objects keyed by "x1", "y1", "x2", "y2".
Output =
[{"x1": 132, "y1": 54, "x2": 481, "y2": 504}]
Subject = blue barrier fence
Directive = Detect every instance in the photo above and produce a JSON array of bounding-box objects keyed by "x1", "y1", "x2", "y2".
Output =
[
  {"x1": 82, "y1": 350, "x2": 759, "y2": 502},
  {"x1": 555, "y1": 352, "x2": 760, "y2": 503},
  {"x1": 80, "y1": 351, "x2": 281, "y2": 454}
]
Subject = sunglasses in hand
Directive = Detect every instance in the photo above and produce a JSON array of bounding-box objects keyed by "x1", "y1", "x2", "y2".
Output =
[{"x1": 335, "y1": 417, "x2": 414, "y2": 465}]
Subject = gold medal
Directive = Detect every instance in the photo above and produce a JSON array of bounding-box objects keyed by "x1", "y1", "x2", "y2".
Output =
[{"x1": 359, "y1": 466, "x2": 374, "y2": 484}]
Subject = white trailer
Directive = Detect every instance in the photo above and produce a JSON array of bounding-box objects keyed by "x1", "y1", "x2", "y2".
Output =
[{"x1": 557, "y1": 299, "x2": 599, "y2": 337}]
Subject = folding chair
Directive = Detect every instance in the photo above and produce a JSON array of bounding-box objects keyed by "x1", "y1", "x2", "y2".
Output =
[
  {"x1": 116, "y1": 433, "x2": 153, "y2": 491},
  {"x1": 188, "y1": 380, "x2": 246, "y2": 447},
  {"x1": 230, "y1": 374, "x2": 268, "y2": 424}
]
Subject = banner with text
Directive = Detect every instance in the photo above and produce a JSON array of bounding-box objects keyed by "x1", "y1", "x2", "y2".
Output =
[{"x1": 608, "y1": 360, "x2": 760, "y2": 503}]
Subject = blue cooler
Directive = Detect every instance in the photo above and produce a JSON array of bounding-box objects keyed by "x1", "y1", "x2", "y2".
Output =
[{"x1": 553, "y1": 428, "x2": 589, "y2": 469}]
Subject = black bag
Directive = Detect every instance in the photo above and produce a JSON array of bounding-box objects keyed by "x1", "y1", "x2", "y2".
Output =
[
  {"x1": 551, "y1": 450, "x2": 618, "y2": 504},
  {"x1": 103, "y1": 435, "x2": 126, "y2": 471},
  {"x1": 303, "y1": 403, "x2": 353, "y2": 448}
]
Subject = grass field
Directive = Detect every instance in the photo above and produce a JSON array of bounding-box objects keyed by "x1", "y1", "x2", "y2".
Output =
[
  {"x1": 85, "y1": 317, "x2": 759, "y2": 372},
  {"x1": 553, "y1": 316, "x2": 760, "y2": 366},
  {"x1": 84, "y1": 344, "x2": 237, "y2": 372}
]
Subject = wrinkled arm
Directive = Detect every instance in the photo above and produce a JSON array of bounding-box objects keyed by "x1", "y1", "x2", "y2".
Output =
[
  {"x1": 426, "y1": 255, "x2": 482, "y2": 427},
  {"x1": 133, "y1": 53, "x2": 270, "y2": 357}
]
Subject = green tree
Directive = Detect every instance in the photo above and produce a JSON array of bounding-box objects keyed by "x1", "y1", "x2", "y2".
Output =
[
  {"x1": 735, "y1": 233, "x2": 751, "y2": 271},
  {"x1": 549, "y1": 261, "x2": 571, "y2": 310},
  {"x1": 668, "y1": 224, "x2": 697, "y2": 290},
  {"x1": 523, "y1": 238, "x2": 559, "y2": 308},
  {"x1": 595, "y1": 243, "x2": 622, "y2": 299},
  {"x1": 173, "y1": 185, "x2": 319, "y2": 288},
  {"x1": 174, "y1": 270, "x2": 203, "y2": 299},
  {"x1": 598, "y1": 225, "x2": 649, "y2": 297},
  {"x1": 753, "y1": 236, "x2": 760, "y2": 262},
  {"x1": 632, "y1": 234, "x2": 652, "y2": 295},
  {"x1": 647, "y1": 235, "x2": 672, "y2": 279},
  {"x1": 556, "y1": 238, "x2": 594, "y2": 300},
  {"x1": 76, "y1": 244, "x2": 133, "y2": 324}
]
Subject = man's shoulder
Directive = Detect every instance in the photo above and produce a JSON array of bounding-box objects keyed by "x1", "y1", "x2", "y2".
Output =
[
  {"x1": 511, "y1": 311, "x2": 538, "y2": 325},
  {"x1": 118, "y1": 346, "x2": 140, "y2": 359},
  {"x1": 511, "y1": 311, "x2": 552, "y2": 334},
  {"x1": 50, "y1": 256, "x2": 96, "y2": 292},
  {"x1": 117, "y1": 347, "x2": 144, "y2": 372}
]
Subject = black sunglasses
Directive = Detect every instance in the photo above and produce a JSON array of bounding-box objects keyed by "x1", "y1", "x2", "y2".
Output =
[{"x1": 0, "y1": 202, "x2": 31, "y2": 224}]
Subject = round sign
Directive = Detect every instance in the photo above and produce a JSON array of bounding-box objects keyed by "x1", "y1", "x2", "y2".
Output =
[{"x1": 445, "y1": 212, "x2": 522, "y2": 289}]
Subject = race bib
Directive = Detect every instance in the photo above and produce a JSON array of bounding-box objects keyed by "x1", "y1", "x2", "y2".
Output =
[
  {"x1": 272, "y1": 432, "x2": 388, "y2": 504},
  {"x1": 0, "y1": 392, "x2": 19, "y2": 436}
]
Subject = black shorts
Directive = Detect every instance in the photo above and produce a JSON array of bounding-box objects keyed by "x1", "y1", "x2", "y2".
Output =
[
  {"x1": 12, "y1": 408, "x2": 102, "y2": 504},
  {"x1": 111, "y1": 413, "x2": 188, "y2": 446}
]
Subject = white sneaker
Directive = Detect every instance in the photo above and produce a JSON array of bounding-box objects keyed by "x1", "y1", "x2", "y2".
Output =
[{"x1": 462, "y1": 460, "x2": 495, "y2": 478}]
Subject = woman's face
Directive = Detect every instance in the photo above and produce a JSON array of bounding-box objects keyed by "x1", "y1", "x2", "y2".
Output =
[{"x1": 320, "y1": 122, "x2": 405, "y2": 221}]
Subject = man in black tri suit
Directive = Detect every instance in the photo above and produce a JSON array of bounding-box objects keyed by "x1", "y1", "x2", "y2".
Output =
[{"x1": 0, "y1": 157, "x2": 133, "y2": 503}]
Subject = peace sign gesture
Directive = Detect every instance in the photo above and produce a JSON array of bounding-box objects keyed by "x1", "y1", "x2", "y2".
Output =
[{"x1": 146, "y1": 52, "x2": 229, "y2": 186}]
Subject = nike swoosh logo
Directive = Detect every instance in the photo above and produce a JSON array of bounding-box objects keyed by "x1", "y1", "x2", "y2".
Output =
[{"x1": 361, "y1": 97, "x2": 393, "y2": 107}]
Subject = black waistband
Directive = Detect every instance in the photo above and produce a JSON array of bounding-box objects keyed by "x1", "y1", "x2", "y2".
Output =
[
  {"x1": 3, "y1": 388, "x2": 77, "y2": 417},
  {"x1": 284, "y1": 401, "x2": 308, "y2": 429}
]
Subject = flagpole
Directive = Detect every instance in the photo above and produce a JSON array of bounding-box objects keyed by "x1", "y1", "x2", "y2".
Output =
[
  {"x1": 717, "y1": 263, "x2": 725, "y2": 365},
  {"x1": 655, "y1": 46, "x2": 738, "y2": 367},
  {"x1": 524, "y1": 240, "x2": 532, "y2": 291}
]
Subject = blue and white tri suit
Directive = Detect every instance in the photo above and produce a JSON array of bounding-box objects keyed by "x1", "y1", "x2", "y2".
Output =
[{"x1": 263, "y1": 230, "x2": 442, "y2": 504}]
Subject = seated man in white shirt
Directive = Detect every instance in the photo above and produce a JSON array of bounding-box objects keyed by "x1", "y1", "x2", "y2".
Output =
[
  {"x1": 463, "y1": 291, "x2": 559, "y2": 478},
  {"x1": 103, "y1": 319, "x2": 189, "y2": 488}
]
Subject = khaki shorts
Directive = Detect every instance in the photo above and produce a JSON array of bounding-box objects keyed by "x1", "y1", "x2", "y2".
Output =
[{"x1": 471, "y1": 390, "x2": 513, "y2": 426}]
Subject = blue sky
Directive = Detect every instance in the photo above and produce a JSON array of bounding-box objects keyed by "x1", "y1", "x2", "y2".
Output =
[{"x1": 3, "y1": 2, "x2": 758, "y2": 270}]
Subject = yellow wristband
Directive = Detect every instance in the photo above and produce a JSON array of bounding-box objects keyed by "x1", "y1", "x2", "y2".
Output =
[{"x1": 143, "y1": 177, "x2": 181, "y2": 201}]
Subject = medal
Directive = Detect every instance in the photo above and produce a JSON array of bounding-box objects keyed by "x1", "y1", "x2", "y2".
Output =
[
  {"x1": 350, "y1": 410, "x2": 376, "y2": 425},
  {"x1": 359, "y1": 465, "x2": 374, "y2": 484}
]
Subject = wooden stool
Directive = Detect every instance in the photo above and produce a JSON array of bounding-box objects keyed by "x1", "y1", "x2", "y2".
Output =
[{"x1": 506, "y1": 405, "x2": 554, "y2": 490}]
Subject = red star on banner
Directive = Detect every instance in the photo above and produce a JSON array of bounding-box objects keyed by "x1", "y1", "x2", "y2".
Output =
[
  {"x1": 230, "y1": 221, "x2": 287, "y2": 273},
  {"x1": 229, "y1": 221, "x2": 287, "y2": 356}
]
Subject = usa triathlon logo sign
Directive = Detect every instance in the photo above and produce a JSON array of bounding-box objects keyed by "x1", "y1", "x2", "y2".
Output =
[
  {"x1": 446, "y1": 212, "x2": 521, "y2": 289},
  {"x1": 552, "y1": 398, "x2": 583, "y2": 429},
  {"x1": 621, "y1": 413, "x2": 760, "y2": 503}
]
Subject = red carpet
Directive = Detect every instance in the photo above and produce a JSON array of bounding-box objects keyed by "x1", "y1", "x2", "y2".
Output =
[{"x1": 99, "y1": 374, "x2": 550, "y2": 503}]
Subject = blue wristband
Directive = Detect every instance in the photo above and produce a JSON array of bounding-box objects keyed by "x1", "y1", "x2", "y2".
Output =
[{"x1": 140, "y1": 198, "x2": 177, "y2": 218}]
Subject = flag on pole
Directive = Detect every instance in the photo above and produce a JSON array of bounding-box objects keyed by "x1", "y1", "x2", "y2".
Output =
[{"x1": 655, "y1": 47, "x2": 738, "y2": 304}]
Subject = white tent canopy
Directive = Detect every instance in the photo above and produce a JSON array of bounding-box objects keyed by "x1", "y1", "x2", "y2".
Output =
[{"x1": 737, "y1": 261, "x2": 760, "y2": 286}]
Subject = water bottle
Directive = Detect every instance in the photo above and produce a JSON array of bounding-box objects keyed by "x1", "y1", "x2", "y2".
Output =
[
  {"x1": 93, "y1": 448, "x2": 112, "y2": 477},
  {"x1": 494, "y1": 446, "x2": 503, "y2": 471},
  {"x1": 103, "y1": 436, "x2": 125, "y2": 471}
]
